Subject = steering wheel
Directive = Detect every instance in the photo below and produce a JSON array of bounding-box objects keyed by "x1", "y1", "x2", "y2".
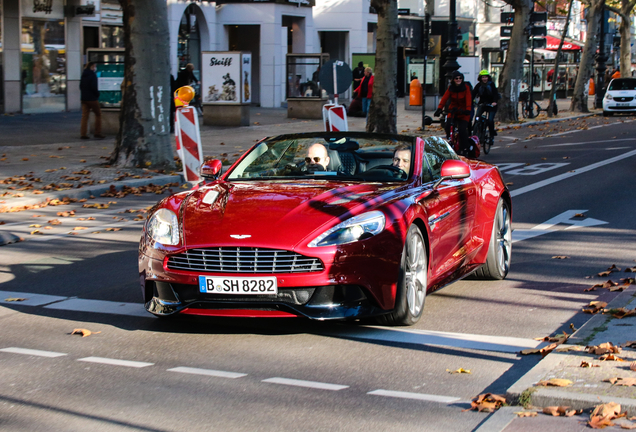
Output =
[{"x1": 366, "y1": 165, "x2": 407, "y2": 179}]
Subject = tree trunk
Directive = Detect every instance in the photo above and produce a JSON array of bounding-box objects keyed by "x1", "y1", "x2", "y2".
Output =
[
  {"x1": 367, "y1": 0, "x2": 398, "y2": 134},
  {"x1": 619, "y1": 0, "x2": 636, "y2": 77},
  {"x1": 570, "y1": 0, "x2": 602, "y2": 112},
  {"x1": 548, "y1": 0, "x2": 574, "y2": 117},
  {"x1": 496, "y1": 0, "x2": 532, "y2": 122},
  {"x1": 109, "y1": 0, "x2": 174, "y2": 170}
]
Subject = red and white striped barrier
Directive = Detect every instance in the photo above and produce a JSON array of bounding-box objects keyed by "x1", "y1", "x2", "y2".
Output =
[
  {"x1": 174, "y1": 106, "x2": 203, "y2": 183},
  {"x1": 322, "y1": 103, "x2": 348, "y2": 132}
]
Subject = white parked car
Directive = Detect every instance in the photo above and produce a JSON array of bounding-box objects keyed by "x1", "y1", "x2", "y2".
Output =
[{"x1": 603, "y1": 78, "x2": 636, "y2": 116}]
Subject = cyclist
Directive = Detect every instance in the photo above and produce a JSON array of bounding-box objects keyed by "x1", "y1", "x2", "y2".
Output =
[
  {"x1": 434, "y1": 70, "x2": 474, "y2": 157},
  {"x1": 472, "y1": 70, "x2": 499, "y2": 142}
]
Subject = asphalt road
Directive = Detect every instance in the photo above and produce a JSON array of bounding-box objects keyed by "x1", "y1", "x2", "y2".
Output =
[{"x1": 0, "y1": 115, "x2": 635, "y2": 431}]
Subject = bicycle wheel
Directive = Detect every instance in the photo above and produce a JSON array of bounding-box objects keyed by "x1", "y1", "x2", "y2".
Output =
[
  {"x1": 482, "y1": 124, "x2": 491, "y2": 154},
  {"x1": 528, "y1": 101, "x2": 540, "y2": 119}
]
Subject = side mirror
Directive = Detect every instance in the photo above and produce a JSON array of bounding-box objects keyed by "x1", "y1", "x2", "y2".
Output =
[
  {"x1": 200, "y1": 159, "x2": 223, "y2": 180},
  {"x1": 433, "y1": 159, "x2": 470, "y2": 189}
]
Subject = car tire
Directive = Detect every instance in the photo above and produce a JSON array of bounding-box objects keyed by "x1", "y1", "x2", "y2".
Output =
[
  {"x1": 472, "y1": 198, "x2": 512, "y2": 280},
  {"x1": 377, "y1": 224, "x2": 427, "y2": 326}
]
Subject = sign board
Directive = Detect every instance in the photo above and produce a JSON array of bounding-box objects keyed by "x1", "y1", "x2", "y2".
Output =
[
  {"x1": 201, "y1": 51, "x2": 251, "y2": 104},
  {"x1": 530, "y1": 12, "x2": 548, "y2": 23},
  {"x1": 500, "y1": 12, "x2": 514, "y2": 23},
  {"x1": 500, "y1": 39, "x2": 510, "y2": 50},
  {"x1": 531, "y1": 26, "x2": 547, "y2": 37},
  {"x1": 81, "y1": 0, "x2": 101, "y2": 21},
  {"x1": 398, "y1": 8, "x2": 410, "y2": 15},
  {"x1": 398, "y1": 18, "x2": 423, "y2": 49},
  {"x1": 500, "y1": 26, "x2": 513, "y2": 37},
  {"x1": 21, "y1": 0, "x2": 64, "y2": 19},
  {"x1": 319, "y1": 60, "x2": 352, "y2": 95}
]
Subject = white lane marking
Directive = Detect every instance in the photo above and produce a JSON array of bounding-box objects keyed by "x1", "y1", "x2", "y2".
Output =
[
  {"x1": 0, "y1": 347, "x2": 67, "y2": 358},
  {"x1": 262, "y1": 377, "x2": 349, "y2": 391},
  {"x1": 44, "y1": 298, "x2": 151, "y2": 318},
  {"x1": 0, "y1": 291, "x2": 67, "y2": 306},
  {"x1": 168, "y1": 367, "x2": 247, "y2": 379},
  {"x1": 368, "y1": 389, "x2": 460, "y2": 404},
  {"x1": 77, "y1": 357, "x2": 154, "y2": 368},
  {"x1": 539, "y1": 138, "x2": 636, "y2": 148},
  {"x1": 605, "y1": 147, "x2": 631, "y2": 150},
  {"x1": 499, "y1": 136, "x2": 518, "y2": 140},
  {"x1": 512, "y1": 210, "x2": 608, "y2": 243},
  {"x1": 511, "y1": 149, "x2": 636, "y2": 197},
  {"x1": 332, "y1": 326, "x2": 539, "y2": 353}
]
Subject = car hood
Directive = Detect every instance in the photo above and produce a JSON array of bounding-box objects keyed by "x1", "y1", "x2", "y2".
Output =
[{"x1": 180, "y1": 181, "x2": 401, "y2": 249}]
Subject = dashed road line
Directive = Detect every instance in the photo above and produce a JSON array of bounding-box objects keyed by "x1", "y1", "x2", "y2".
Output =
[
  {"x1": 77, "y1": 356, "x2": 154, "y2": 368},
  {"x1": 0, "y1": 347, "x2": 67, "y2": 358},
  {"x1": 367, "y1": 389, "x2": 461, "y2": 403},
  {"x1": 167, "y1": 366, "x2": 247, "y2": 379},
  {"x1": 262, "y1": 377, "x2": 349, "y2": 391}
]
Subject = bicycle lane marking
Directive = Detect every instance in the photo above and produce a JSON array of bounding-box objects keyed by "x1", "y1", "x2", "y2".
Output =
[{"x1": 510, "y1": 149, "x2": 636, "y2": 197}]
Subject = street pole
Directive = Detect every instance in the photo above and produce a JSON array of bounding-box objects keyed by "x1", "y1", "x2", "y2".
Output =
[
  {"x1": 595, "y1": 4, "x2": 607, "y2": 109},
  {"x1": 441, "y1": 0, "x2": 461, "y2": 87},
  {"x1": 422, "y1": 13, "x2": 431, "y2": 130},
  {"x1": 529, "y1": 35, "x2": 535, "y2": 109}
]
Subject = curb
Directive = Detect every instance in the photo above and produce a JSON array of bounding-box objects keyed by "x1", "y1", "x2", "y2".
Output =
[
  {"x1": 503, "y1": 285, "x2": 636, "y2": 419},
  {"x1": 0, "y1": 174, "x2": 183, "y2": 211},
  {"x1": 498, "y1": 112, "x2": 597, "y2": 131},
  {"x1": 474, "y1": 406, "x2": 518, "y2": 432}
]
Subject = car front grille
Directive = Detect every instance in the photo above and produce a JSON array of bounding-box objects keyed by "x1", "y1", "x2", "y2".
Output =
[
  {"x1": 614, "y1": 96, "x2": 634, "y2": 102},
  {"x1": 167, "y1": 247, "x2": 324, "y2": 273}
]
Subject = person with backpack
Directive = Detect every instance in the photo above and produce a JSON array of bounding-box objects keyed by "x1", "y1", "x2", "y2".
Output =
[
  {"x1": 434, "y1": 70, "x2": 473, "y2": 156},
  {"x1": 472, "y1": 70, "x2": 499, "y2": 142}
]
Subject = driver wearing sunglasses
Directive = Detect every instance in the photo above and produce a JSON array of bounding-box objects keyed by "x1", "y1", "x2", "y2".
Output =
[{"x1": 305, "y1": 143, "x2": 330, "y2": 172}]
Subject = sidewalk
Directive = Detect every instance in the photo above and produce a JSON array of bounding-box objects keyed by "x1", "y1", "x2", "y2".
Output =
[{"x1": 0, "y1": 97, "x2": 596, "y2": 214}]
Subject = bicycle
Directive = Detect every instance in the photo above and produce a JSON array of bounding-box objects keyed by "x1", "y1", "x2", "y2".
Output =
[
  {"x1": 473, "y1": 103, "x2": 494, "y2": 154},
  {"x1": 441, "y1": 108, "x2": 479, "y2": 158},
  {"x1": 520, "y1": 91, "x2": 558, "y2": 119}
]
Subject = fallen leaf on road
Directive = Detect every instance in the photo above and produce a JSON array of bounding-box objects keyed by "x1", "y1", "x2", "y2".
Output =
[
  {"x1": 29, "y1": 224, "x2": 41, "y2": 228},
  {"x1": 583, "y1": 301, "x2": 607, "y2": 314},
  {"x1": 56, "y1": 210, "x2": 76, "y2": 217},
  {"x1": 580, "y1": 361, "x2": 600, "y2": 368},
  {"x1": 73, "y1": 226, "x2": 88, "y2": 231},
  {"x1": 591, "y1": 402, "x2": 622, "y2": 420},
  {"x1": 4, "y1": 298, "x2": 27, "y2": 302},
  {"x1": 71, "y1": 329, "x2": 101, "y2": 337},
  {"x1": 447, "y1": 368, "x2": 471, "y2": 374},
  {"x1": 515, "y1": 411, "x2": 538, "y2": 417},
  {"x1": 543, "y1": 406, "x2": 580, "y2": 417},
  {"x1": 106, "y1": 227, "x2": 122, "y2": 232},
  {"x1": 465, "y1": 393, "x2": 506, "y2": 412},
  {"x1": 598, "y1": 271, "x2": 613, "y2": 277},
  {"x1": 535, "y1": 378, "x2": 572, "y2": 387},
  {"x1": 30, "y1": 229, "x2": 42, "y2": 235},
  {"x1": 552, "y1": 256, "x2": 569, "y2": 259},
  {"x1": 600, "y1": 353, "x2": 625, "y2": 361},
  {"x1": 48, "y1": 219, "x2": 62, "y2": 225},
  {"x1": 589, "y1": 416, "x2": 614, "y2": 429},
  {"x1": 574, "y1": 213, "x2": 586, "y2": 217}
]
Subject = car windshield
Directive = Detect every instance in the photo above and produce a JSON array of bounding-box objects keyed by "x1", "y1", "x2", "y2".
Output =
[
  {"x1": 609, "y1": 79, "x2": 636, "y2": 91},
  {"x1": 226, "y1": 134, "x2": 415, "y2": 182}
]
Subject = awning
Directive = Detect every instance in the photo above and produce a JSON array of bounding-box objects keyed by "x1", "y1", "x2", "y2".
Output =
[
  {"x1": 532, "y1": 48, "x2": 557, "y2": 60},
  {"x1": 545, "y1": 35, "x2": 583, "y2": 51}
]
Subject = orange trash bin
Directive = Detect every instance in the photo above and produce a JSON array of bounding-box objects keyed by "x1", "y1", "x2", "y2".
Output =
[{"x1": 409, "y1": 78, "x2": 422, "y2": 106}]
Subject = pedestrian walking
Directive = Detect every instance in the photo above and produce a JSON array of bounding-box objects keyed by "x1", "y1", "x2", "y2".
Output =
[
  {"x1": 79, "y1": 62, "x2": 105, "y2": 139},
  {"x1": 355, "y1": 67, "x2": 374, "y2": 115},
  {"x1": 352, "y1": 62, "x2": 365, "y2": 97}
]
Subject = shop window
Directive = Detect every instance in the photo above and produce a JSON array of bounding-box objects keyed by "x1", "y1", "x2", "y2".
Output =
[
  {"x1": 21, "y1": 19, "x2": 66, "y2": 113},
  {"x1": 101, "y1": 26, "x2": 124, "y2": 48}
]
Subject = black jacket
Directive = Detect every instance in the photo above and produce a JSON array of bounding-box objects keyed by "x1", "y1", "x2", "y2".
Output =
[
  {"x1": 79, "y1": 68, "x2": 100, "y2": 102},
  {"x1": 472, "y1": 79, "x2": 499, "y2": 105}
]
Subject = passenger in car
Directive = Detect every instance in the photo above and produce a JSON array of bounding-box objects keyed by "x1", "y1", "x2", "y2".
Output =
[
  {"x1": 306, "y1": 143, "x2": 331, "y2": 172},
  {"x1": 392, "y1": 144, "x2": 411, "y2": 175}
]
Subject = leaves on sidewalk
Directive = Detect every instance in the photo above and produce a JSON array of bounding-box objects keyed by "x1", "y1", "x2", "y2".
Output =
[
  {"x1": 587, "y1": 342, "x2": 621, "y2": 355},
  {"x1": 583, "y1": 301, "x2": 607, "y2": 314},
  {"x1": 604, "y1": 377, "x2": 636, "y2": 386},
  {"x1": 465, "y1": 393, "x2": 506, "y2": 413},
  {"x1": 580, "y1": 361, "x2": 600, "y2": 368},
  {"x1": 535, "y1": 378, "x2": 572, "y2": 387},
  {"x1": 446, "y1": 368, "x2": 471, "y2": 374},
  {"x1": 542, "y1": 406, "x2": 580, "y2": 417},
  {"x1": 515, "y1": 411, "x2": 538, "y2": 417},
  {"x1": 589, "y1": 402, "x2": 624, "y2": 429},
  {"x1": 599, "y1": 353, "x2": 625, "y2": 362}
]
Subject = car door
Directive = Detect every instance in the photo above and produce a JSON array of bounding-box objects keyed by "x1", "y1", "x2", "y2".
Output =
[{"x1": 420, "y1": 137, "x2": 477, "y2": 283}]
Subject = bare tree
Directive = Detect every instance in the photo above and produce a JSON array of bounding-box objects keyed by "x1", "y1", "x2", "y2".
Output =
[
  {"x1": 570, "y1": 0, "x2": 604, "y2": 112},
  {"x1": 606, "y1": 0, "x2": 636, "y2": 77},
  {"x1": 109, "y1": 0, "x2": 174, "y2": 170},
  {"x1": 496, "y1": 0, "x2": 533, "y2": 122},
  {"x1": 366, "y1": 0, "x2": 398, "y2": 134},
  {"x1": 548, "y1": 0, "x2": 575, "y2": 117}
]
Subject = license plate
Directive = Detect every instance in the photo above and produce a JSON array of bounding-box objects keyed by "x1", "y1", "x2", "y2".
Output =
[
  {"x1": 616, "y1": 103, "x2": 631, "y2": 107},
  {"x1": 198, "y1": 276, "x2": 278, "y2": 295}
]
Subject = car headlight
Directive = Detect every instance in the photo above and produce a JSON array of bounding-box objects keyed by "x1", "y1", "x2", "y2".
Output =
[
  {"x1": 146, "y1": 209, "x2": 180, "y2": 245},
  {"x1": 605, "y1": 93, "x2": 613, "y2": 100},
  {"x1": 308, "y1": 211, "x2": 386, "y2": 247}
]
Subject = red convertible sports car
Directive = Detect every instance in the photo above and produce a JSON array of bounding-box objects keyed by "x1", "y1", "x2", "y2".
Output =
[{"x1": 139, "y1": 132, "x2": 511, "y2": 325}]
